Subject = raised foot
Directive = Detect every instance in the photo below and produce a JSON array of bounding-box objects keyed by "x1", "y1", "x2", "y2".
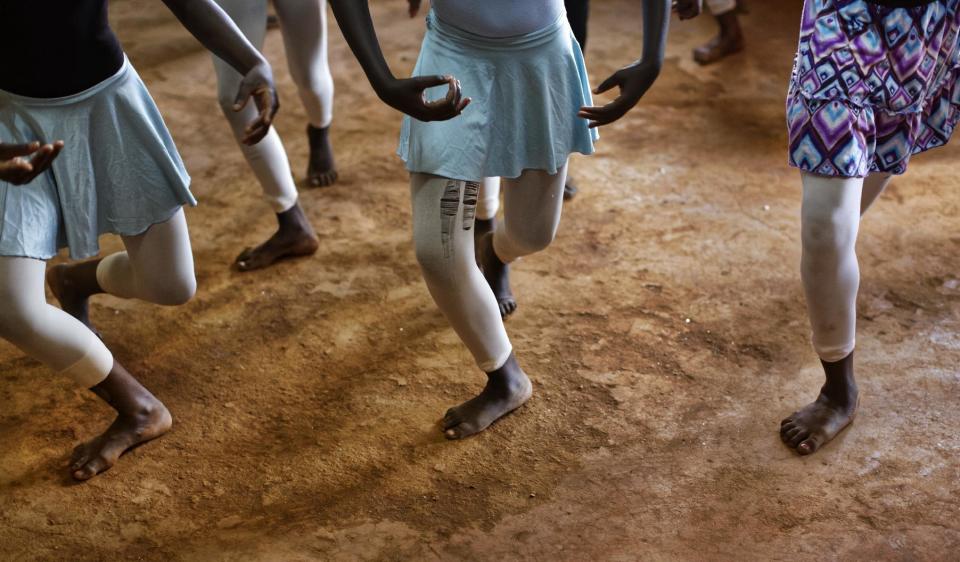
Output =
[
  {"x1": 443, "y1": 354, "x2": 532, "y2": 440},
  {"x1": 70, "y1": 402, "x2": 172, "y2": 481},
  {"x1": 235, "y1": 203, "x2": 320, "y2": 272},
  {"x1": 780, "y1": 394, "x2": 857, "y2": 455},
  {"x1": 46, "y1": 263, "x2": 99, "y2": 336},
  {"x1": 306, "y1": 124, "x2": 338, "y2": 188},
  {"x1": 477, "y1": 232, "x2": 517, "y2": 318}
]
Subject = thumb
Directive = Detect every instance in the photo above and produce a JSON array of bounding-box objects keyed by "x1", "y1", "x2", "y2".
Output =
[
  {"x1": 233, "y1": 79, "x2": 255, "y2": 112},
  {"x1": 410, "y1": 75, "x2": 452, "y2": 91},
  {"x1": 593, "y1": 72, "x2": 621, "y2": 95}
]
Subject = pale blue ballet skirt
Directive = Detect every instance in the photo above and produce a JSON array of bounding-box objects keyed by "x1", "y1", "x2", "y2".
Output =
[
  {"x1": 0, "y1": 56, "x2": 195, "y2": 260},
  {"x1": 398, "y1": 10, "x2": 598, "y2": 181}
]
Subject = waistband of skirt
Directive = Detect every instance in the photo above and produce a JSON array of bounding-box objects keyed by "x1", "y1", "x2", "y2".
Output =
[
  {"x1": 426, "y1": 9, "x2": 568, "y2": 50},
  {"x1": 0, "y1": 56, "x2": 131, "y2": 107}
]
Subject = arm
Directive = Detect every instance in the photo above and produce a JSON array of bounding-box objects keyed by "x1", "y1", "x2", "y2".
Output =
[
  {"x1": 0, "y1": 141, "x2": 64, "y2": 185},
  {"x1": 578, "y1": 0, "x2": 674, "y2": 128},
  {"x1": 161, "y1": 0, "x2": 279, "y2": 144},
  {"x1": 328, "y1": 0, "x2": 469, "y2": 121}
]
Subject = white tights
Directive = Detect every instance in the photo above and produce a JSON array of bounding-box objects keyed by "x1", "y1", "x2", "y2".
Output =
[
  {"x1": 411, "y1": 165, "x2": 567, "y2": 371},
  {"x1": 0, "y1": 210, "x2": 196, "y2": 388},
  {"x1": 213, "y1": 0, "x2": 334, "y2": 212},
  {"x1": 801, "y1": 172, "x2": 892, "y2": 362}
]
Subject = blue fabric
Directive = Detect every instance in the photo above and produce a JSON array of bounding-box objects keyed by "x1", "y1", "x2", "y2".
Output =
[
  {"x1": 0, "y1": 57, "x2": 195, "y2": 260},
  {"x1": 398, "y1": 10, "x2": 598, "y2": 181}
]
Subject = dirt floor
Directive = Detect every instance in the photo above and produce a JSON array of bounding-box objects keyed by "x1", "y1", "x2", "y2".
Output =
[{"x1": 1, "y1": 1, "x2": 958, "y2": 560}]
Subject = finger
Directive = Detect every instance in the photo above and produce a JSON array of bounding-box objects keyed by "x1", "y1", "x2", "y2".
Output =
[
  {"x1": 0, "y1": 141, "x2": 41, "y2": 159},
  {"x1": 255, "y1": 88, "x2": 276, "y2": 126},
  {"x1": 233, "y1": 81, "x2": 255, "y2": 112},
  {"x1": 593, "y1": 74, "x2": 621, "y2": 95},
  {"x1": 457, "y1": 97, "x2": 472, "y2": 113},
  {"x1": 242, "y1": 123, "x2": 269, "y2": 145},
  {"x1": 412, "y1": 74, "x2": 454, "y2": 91}
]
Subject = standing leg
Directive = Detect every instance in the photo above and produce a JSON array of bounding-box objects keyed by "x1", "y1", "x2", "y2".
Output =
[
  {"x1": 781, "y1": 173, "x2": 863, "y2": 455},
  {"x1": 476, "y1": 165, "x2": 568, "y2": 318},
  {"x1": 275, "y1": 0, "x2": 338, "y2": 187},
  {"x1": 694, "y1": 0, "x2": 745, "y2": 65},
  {"x1": 0, "y1": 257, "x2": 171, "y2": 481},
  {"x1": 212, "y1": 0, "x2": 320, "y2": 271},
  {"x1": 410, "y1": 174, "x2": 532, "y2": 439}
]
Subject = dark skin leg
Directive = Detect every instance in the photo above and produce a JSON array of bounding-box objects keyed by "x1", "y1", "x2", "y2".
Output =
[
  {"x1": 476, "y1": 231, "x2": 517, "y2": 318},
  {"x1": 306, "y1": 125, "x2": 338, "y2": 187},
  {"x1": 693, "y1": 11, "x2": 745, "y2": 65},
  {"x1": 235, "y1": 201, "x2": 320, "y2": 271},
  {"x1": 473, "y1": 217, "x2": 496, "y2": 265},
  {"x1": 780, "y1": 352, "x2": 859, "y2": 455},
  {"x1": 442, "y1": 353, "x2": 532, "y2": 439},
  {"x1": 71, "y1": 361, "x2": 172, "y2": 481},
  {"x1": 47, "y1": 258, "x2": 105, "y2": 335}
]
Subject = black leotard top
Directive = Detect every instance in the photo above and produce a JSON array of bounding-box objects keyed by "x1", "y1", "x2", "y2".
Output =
[{"x1": 0, "y1": 0, "x2": 125, "y2": 98}]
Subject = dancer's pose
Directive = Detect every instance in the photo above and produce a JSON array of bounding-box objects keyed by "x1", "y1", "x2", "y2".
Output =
[
  {"x1": 213, "y1": 0, "x2": 337, "y2": 271},
  {"x1": 331, "y1": 0, "x2": 674, "y2": 439},
  {"x1": 781, "y1": 0, "x2": 959, "y2": 455},
  {"x1": 693, "y1": 0, "x2": 745, "y2": 65},
  {"x1": 0, "y1": 0, "x2": 277, "y2": 480}
]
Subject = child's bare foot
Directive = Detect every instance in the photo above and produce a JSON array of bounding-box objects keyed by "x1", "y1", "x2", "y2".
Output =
[
  {"x1": 235, "y1": 202, "x2": 320, "y2": 271},
  {"x1": 477, "y1": 231, "x2": 516, "y2": 318},
  {"x1": 306, "y1": 125, "x2": 338, "y2": 187},
  {"x1": 71, "y1": 362, "x2": 172, "y2": 481},
  {"x1": 442, "y1": 353, "x2": 532, "y2": 439},
  {"x1": 781, "y1": 353, "x2": 858, "y2": 455},
  {"x1": 693, "y1": 12, "x2": 744, "y2": 65}
]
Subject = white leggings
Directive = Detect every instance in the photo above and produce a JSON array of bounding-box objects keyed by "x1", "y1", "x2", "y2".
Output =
[
  {"x1": 706, "y1": 0, "x2": 737, "y2": 15},
  {"x1": 411, "y1": 165, "x2": 567, "y2": 371},
  {"x1": 801, "y1": 172, "x2": 891, "y2": 362},
  {"x1": 0, "y1": 210, "x2": 196, "y2": 388},
  {"x1": 212, "y1": 0, "x2": 334, "y2": 212}
]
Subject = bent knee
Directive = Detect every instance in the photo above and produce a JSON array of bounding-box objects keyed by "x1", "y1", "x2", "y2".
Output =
[
  {"x1": 146, "y1": 276, "x2": 197, "y2": 306},
  {"x1": 506, "y1": 228, "x2": 556, "y2": 257}
]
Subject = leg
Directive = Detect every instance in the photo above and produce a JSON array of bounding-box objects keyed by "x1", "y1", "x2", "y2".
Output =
[
  {"x1": 477, "y1": 165, "x2": 568, "y2": 318},
  {"x1": 410, "y1": 174, "x2": 532, "y2": 439},
  {"x1": 49, "y1": 209, "x2": 198, "y2": 333},
  {"x1": 0, "y1": 258, "x2": 170, "y2": 481},
  {"x1": 694, "y1": 0, "x2": 745, "y2": 65},
  {"x1": 781, "y1": 173, "x2": 862, "y2": 455},
  {"x1": 275, "y1": 0, "x2": 338, "y2": 187},
  {"x1": 473, "y1": 177, "x2": 501, "y2": 256},
  {"x1": 212, "y1": 0, "x2": 320, "y2": 271},
  {"x1": 564, "y1": 0, "x2": 590, "y2": 51},
  {"x1": 861, "y1": 173, "x2": 892, "y2": 216}
]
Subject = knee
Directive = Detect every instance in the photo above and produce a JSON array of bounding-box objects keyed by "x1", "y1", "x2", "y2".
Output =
[
  {"x1": 801, "y1": 209, "x2": 856, "y2": 258},
  {"x1": 504, "y1": 224, "x2": 557, "y2": 257},
  {"x1": 146, "y1": 275, "x2": 197, "y2": 306}
]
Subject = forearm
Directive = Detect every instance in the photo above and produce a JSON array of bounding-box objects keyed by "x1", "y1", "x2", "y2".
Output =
[
  {"x1": 161, "y1": 0, "x2": 265, "y2": 75},
  {"x1": 328, "y1": 0, "x2": 395, "y2": 92},
  {"x1": 640, "y1": 0, "x2": 671, "y2": 70}
]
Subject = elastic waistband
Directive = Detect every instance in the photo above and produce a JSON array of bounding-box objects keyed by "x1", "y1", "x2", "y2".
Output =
[
  {"x1": 0, "y1": 56, "x2": 131, "y2": 107},
  {"x1": 427, "y1": 10, "x2": 568, "y2": 50}
]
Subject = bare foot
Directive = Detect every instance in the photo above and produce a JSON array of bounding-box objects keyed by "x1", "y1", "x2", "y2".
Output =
[
  {"x1": 693, "y1": 13, "x2": 744, "y2": 65},
  {"x1": 71, "y1": 402, "x2": 172, "y2": 481},
  {"x1": 46, "y1": 261, "x2": 101, "y2": 336},
  {"x1": 477, "y1": 231, "x2": 517, "y2": 318},
  {"x1": 235, "y1": 202, "x2": 320, "y2": 271},
  {"x1": 780, "y1": 353, "x2": 858, "y2": 455},
  {"x1": 306, "y1": 125, "x2": 338, "y2": 187},
  {"x1": 443, "y1": 353, "x2": 532, "y2": 439}
]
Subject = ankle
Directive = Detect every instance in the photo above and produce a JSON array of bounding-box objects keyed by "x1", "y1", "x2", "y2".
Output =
[{"x1": 819, "y1": 354, "x2": 858, "y2": 408}]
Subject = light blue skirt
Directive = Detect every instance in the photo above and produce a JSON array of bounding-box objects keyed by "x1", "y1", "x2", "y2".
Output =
[
  {"x1": 398, "y1": 10, "x2": 598, "y2": 181},
  {"x1": 0, "y1": 57, "x2": 195, "y2": 260}
]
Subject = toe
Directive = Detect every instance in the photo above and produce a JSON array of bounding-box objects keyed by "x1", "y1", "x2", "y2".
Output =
[
  {"x1": 789, "y1": 430, "x2": 811, "y2": 449},
  {"x1": 73, "y1": 454, "x2": 112, "y2": 481},
  {"x1": 442, "y1": 410, "x2": 461, "y2": 430},
  {"x1": 781, "y1": 426, "x2": 801, "y2": 443},
  {"x1": 70, "y1": 444, "x2": 91, "y2": 470},
  {"x1": 797, "y1": 436, "x2": 821, "y2": 455},
  {"x1": 444, "y1": 422, "x2": 477, "y2": 440},
  {"x1": 235, "y1": 247, "x2": 254, "y2": 264},
  {"x1": 780, "y1": 422, "x2": 797, "y2": 437},
  {"x1": 780, "y1": 416, "x2": 795, "y2": 427}
]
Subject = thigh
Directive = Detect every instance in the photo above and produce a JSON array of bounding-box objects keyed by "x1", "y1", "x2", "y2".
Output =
[
  {"x1": 121, "y1": 209, "x2": 195, "y2": 284},
  {"x1": 212, "y1": 0, "x2": 269, "y2": 87},
  {"x1": 0, "y1": 256, "x2": 46, "y2": 318},
  {"x1": 274, "y1": 0, "x2": 327, "y2": 74},
  {"x1": 501, "y1": 165, "x2": 568, "y2": 229}
]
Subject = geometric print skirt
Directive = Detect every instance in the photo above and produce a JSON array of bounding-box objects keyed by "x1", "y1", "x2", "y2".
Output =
[{"x1": 787, "y1": 0, "x2": 960, "y2": 177}]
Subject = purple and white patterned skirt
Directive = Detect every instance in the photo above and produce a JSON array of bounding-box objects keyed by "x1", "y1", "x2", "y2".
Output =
[{"x1": 787, "y1": 0, "x2": 960, "y2": 177}]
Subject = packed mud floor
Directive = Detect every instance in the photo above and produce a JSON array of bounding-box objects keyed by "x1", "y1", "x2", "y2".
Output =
[{"x1": 1, "y1": 1, "x2": 958, "y2": 560}]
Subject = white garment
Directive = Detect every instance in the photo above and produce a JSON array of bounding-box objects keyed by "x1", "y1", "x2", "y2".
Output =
[
  {"x1": 706, "y1": 0, "x2": 737, "y2": 15},
  {"x1": 410, "y1": 164, "x2": 566, "y2": 371},
  {"x1": 212, "y1": 0, "x2": 334, "y2": 212},
  {"x1": 0, "y1": 209, "x2": 196, "y2": 388},
  {"x1": 432, "y1": 0, "x2": 564, "y2": 37},
  {"x1": 800, "y1": 173, "x2": 891, "y2": 362}
]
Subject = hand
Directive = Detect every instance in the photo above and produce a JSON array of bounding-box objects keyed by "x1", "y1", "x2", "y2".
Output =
[
  {"x1": 0, "y1": 141, "x2": 64, "y2": 185},
  {"x1": 407, "y1": 0, "x2": 421, "y2": 17},
  {"x1": 578, "y1": 60, "x2": 661, "y2": 128},
  {"x1": 379, "y1": 75, "x2": 471, "y2": 122},
  {"x1": 672, "y1": 0, "x2": 703, "y2": 20},
  {"x1": 232, "y1": 61, "x2": 279, "y2": 145}
]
